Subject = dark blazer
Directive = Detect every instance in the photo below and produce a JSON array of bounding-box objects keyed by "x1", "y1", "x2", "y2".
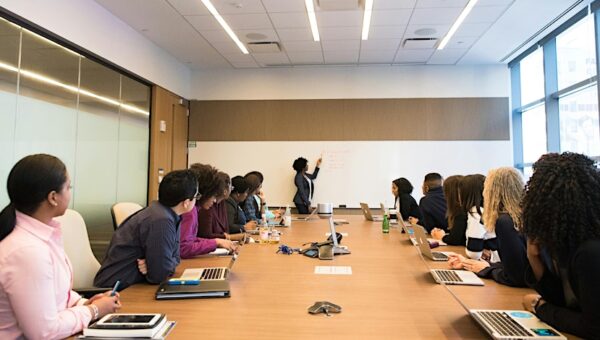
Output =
[{"x1": 293, "y1": 167, "x2": 320, "y2": 205}]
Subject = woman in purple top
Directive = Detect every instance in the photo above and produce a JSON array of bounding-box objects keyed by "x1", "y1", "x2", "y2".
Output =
[{"x1": 179, "y1": 164, "x2": 237, "y2": 259}]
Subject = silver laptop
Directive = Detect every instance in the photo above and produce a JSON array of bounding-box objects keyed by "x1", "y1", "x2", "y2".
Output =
[
  {"x1": 292, "y1": 207, "x2": 318, "y2": 221},
  {"x1": 469, "y1": 309, "x2": 565, "y2": 339},
  {"x1": 430, "y1": 268, "x2": 484, "y2": 286},
  {"x1": 359, "y1": 202, "x2": 383, "y2": 221},
  {"x1": 412, "y1": 224, "x2": 451, "y2": 261},
  {"x1": 180, "y1": 253, "x2": 238, "y2": 281}
]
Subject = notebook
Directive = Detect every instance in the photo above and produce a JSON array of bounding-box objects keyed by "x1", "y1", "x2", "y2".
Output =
[
  {"x1": 412, "y1": 224, "x2": 451, "y2": 261},
  {"x1": 292, "y1": 207, "x2": 318, "y2": 221},
  {"x1": 155, "y1": 254, "x2": 238, "y2": 299}
]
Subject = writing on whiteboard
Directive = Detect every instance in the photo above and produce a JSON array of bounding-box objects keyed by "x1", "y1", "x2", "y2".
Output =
[{"x1": 323, "y1": 149, "x2": 350, "y2": 171}]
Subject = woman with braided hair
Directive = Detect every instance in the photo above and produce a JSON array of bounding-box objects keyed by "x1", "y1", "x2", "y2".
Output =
[{"x1": 521, "y1": 152, "x2": 600, "y2": 339}]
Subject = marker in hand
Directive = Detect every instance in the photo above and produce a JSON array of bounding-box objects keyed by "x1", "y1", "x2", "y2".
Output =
[{"x1": 110, "y1": 280, "x2": 120, "y2": 296}]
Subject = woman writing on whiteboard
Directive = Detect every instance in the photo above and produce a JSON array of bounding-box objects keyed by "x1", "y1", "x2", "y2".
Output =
[{"x1": 292, "y1": 157, "x2": 322, "y2": 214}]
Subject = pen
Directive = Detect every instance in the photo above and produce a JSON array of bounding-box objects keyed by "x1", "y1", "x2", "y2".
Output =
[{"x1": 110, "y1": 280, "x2": 120, "y2": 296}]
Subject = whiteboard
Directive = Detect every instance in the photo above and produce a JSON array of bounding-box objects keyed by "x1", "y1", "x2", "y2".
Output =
[{"x1": 189, "y1": 141, "x2": 513, "y2": 208}]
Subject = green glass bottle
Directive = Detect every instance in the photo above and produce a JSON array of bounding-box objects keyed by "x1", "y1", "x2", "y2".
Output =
[{"x1": 382, "y1": 213, "x2": 390, "y2": 234}]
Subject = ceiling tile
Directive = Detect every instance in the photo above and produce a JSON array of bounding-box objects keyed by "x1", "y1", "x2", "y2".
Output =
[
  {"x1": 167, "y1": 0, "x2": 210, "y2": 15},
  {"x1": 324, "y1": 50, "x2": 359, "y2": 63},
  {"x1": 359, "y1": 50, "x2": 397, "y2": 63},
  {"x1": 281, "y1": 40, "x2": 322, "y2": 52},
  {"x1": 394, "y1": 49, "x2": 434, "y2": 63},
  {"x1": 370, "y1": 10, "x2": 412, "y2": 26},
  {"x1": 287, "y1": 51, "x2": 324, "y2": 64},
  {"x1": 445, "y1": 35, "x2": 478, "y2": 49},
  {"x1": 316, "y1": 11, "x2": 362, "y2": 27},
  {"x1": 185, "y1": 15, "x2": 221, "y2": 31},
  {"x1": 211, "y1": 0, "x2": 266, "y2": 14},
  {"x1": 222, "y1": 13, "x2": 272, "y2": 29},
  {"x1": 416, "y1": 0, "x2": 468, "y2": 8},
  {"x1": 410, "y1": 7, "x2": 463, "y2": 25},
  {"x1": 236, "y1": 29, "x2": 279, "y2": 42},
  {"x1": 373, "y1": 0, "x2": 417, "y2": 9},
  {"x1": 454, "y1": 22, "x2": 492, "y2": 37},
  {"x1": 477, "y1": 0, "x2": 515, "y2": 6},
  {"x1": 261, "y1": 0, "x2": 306, "y2": 13},
  {"x1": 269, "y1": 12, "x2": 310, "y2": 29},
  {"x1": 276, "y1": 28, "x2": 314, "y2": 41},
  {"x1": 403, "y1": 24, "x2": 450, "y2": 38},
  {"x1": 427, "y1": 48, "x2": 468, "y2": 64},
  {"x1": 222, "y1": 53, "x2": 256, "y2": 63},
  {"x1": 211, "y1": 41, "x2": 244, "y2": 54},
  {"x1": 199, "y1": 29, "x2": 231, "y2": 43},
  {"x1": 231, "y1": 61, "x2": 260, "y2": 68},
  {"x1": 464, "y1": 5, "x2": 507, "y2": 24},
  {"x1": 321, "y1": 39, "x2": 360, "y2": 51},
  {"x1": 253, "y1": 52, "x2": 290, "y2": 64},
  {"x1": 368, "y1": 26, "x2": 407, "y2": 39},
  {"x1": 320, "y1": 26, "x2": 361, "y2": 40},
  {"x1": 360, "y1": 39, "x2": 401, "y2": 50}
]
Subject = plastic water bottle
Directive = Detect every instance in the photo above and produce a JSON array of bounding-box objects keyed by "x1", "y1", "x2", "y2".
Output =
[
  {"x1": 382, "y1": 213, "x2": 390, "y2": 234},
  {"x1": 259, "y1": 214, "x2": 269, "y2": 244},
  {"x1": 284, "y1": 204, "x2": 292, "y2": 227}
]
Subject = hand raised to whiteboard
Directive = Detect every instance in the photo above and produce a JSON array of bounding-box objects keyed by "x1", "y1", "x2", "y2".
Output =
[{"x1": 316, "y1": 157, "x2": 323, "y2": 167}]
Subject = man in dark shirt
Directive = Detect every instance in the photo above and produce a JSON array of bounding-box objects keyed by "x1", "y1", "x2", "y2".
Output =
[
  {"x1": 418, "y1": 173, "x2": 448, "y2": 233},
  {"x1": 94, "y1": 170, "x2": 199, "y2": 290}
]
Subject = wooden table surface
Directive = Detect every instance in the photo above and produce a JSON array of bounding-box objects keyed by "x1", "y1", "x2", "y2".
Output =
[{"x1": 117, "y1": 215, "x2": 574, "y2": 339}]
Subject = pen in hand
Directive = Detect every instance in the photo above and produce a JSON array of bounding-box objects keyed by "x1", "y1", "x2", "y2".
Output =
[{"x1": 110, "y1": 280, "x2": 120, "y2": 296}]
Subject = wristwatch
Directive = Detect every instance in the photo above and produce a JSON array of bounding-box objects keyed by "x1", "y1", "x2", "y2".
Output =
[{"x1": 531, "y1": 295, "x2": 543, "y2": 314}]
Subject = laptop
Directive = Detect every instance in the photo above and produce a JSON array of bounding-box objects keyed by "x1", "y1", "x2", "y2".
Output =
[
  {"x1": 443, "y1": 278, "x2": 565, "y2": 339},
  {"x1": 430, "y1": 268, "x2": 484, "y2": 286},
  {"x1": 155, "y1": 254, "x2": 238, "y2": 299},
  {"x1": 292, "y1": 207, "x2": 318, "y2": 221},
  {"x1": 359, "y1": 202, "x2": 383, "y2": 222},
  {"x1": 412, "y1": 224, "x2": 451, "y2": 261}
]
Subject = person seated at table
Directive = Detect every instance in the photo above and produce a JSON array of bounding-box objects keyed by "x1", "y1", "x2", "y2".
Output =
[
  {"x1": 197, "y1": 170, "x2": 245, "y2": 242},
  {"x1": 94, "y1": 169, "x2": 198, "y2": 290},
  {"x1": 226, "y1": 176, "x2": 257, "y2": 234},
  {"x1": 243, "y1": 172, "x2": 263, "y2": 222},
  {"x1": 418, "y1": 172, "x2": 448, "y2": 233},
  {"x1": 179, "y1": 164, "x2": 237, "y2": 259},
  {"x1": 448, "y1": 168, "x2": 527, "y2": 287},
  {"x1": 521, "y1": 152, "x2": 600, "y2": 338},
  {"x1": 0, "y1": 154, "x2": 120, "y2": 340},
  {"x1": 431, "y1": 175, "x2": 466, "y2": 245},
  {"x1": 392, "y1": 177, "x2": 421, "y2": 223}
]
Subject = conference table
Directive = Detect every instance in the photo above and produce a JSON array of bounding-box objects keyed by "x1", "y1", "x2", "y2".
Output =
[{"x1": 117, "y1": 215, "x2": 575, "y2": 339}]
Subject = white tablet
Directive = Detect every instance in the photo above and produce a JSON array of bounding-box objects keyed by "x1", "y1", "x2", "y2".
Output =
[{"x1": 95, "y1": 313, "x2": 163, "y2": 329}]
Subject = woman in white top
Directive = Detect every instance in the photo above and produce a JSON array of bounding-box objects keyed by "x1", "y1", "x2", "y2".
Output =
[{"x1": 0, "y1": 154, "x2": 120, "y2": 340}]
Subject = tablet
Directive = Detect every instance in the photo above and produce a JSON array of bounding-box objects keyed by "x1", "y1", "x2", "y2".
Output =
[{"x1": 94, "y1": 313, "x2": 163, "y2": 329}]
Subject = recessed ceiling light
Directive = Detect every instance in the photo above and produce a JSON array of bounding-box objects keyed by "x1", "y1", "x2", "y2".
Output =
[
  {"x1": 438, "y1": 0, "x2": 478, "y2": 50},
  {"x1": 361, "y1": 0, "x2": 373, "y2": 40},
  {"x1": 201, "y1": 0, "x2": 249, "y2": 54},
  {"x1": 305, "y1": 0, "x2": 320, "y2": 41},
  {"x1": 414, "y1": 28, "x2": 436, "y2": 36}
]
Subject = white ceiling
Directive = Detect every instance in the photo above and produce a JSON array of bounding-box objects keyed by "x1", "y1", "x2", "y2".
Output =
[{"x1": 94, "y1": 0, "x2": 587, "y2": 69}]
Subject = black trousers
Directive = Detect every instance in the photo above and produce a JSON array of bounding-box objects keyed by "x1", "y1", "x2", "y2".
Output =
[{"x1": 295, "y1": 203, "x2": 310, "y2": 214}]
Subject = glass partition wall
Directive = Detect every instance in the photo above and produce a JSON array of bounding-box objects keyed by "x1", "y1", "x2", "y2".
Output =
[{"x1": 0, "y1": 17, "x2": 150, "y2": 259}]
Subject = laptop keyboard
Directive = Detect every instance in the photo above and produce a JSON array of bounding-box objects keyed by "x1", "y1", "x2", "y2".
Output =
[
  {"x1": 476, "y1": 311, "x2": 530, "y2": 337},
  {"x1": 436, "y1": 270, "x2": 462, "y2": 282},
  {"x1": 201, "y1": 268, "x2": 226, "y2": 281},
  {"x1": 432, "y1": 252, "x2": 448, "y2": 260}
]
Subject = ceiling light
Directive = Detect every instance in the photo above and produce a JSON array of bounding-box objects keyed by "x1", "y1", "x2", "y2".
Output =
[
  {"x1": 0, "y1": 61, "x2": 149, "y2": 116},
  {"x1": 201, "y1": 0, "x2": 249, "y2": 54},
  {"x1": 361, "y1": 0, "x2": 373, "y2": 40},
  {"x1": 438, "y1": 0, "x2": 478, "y2": 50},
  {"x1": 305, "y1": 0, "x2": 320, "y2": 41}
]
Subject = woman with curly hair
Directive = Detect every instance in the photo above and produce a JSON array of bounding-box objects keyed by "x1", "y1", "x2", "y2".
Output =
[
  {"x1": 431, "y1": 175, "x2": 466, "y2": 245},
  {"x1": 449, "y1": 168, "x2": 528, "y2": 287},
  {"x1": 521, "y1": 152, "x2": 600, "y2": 338},
  {"x1": 292, "y1": 157, "x2": 322, "y2": 214}
]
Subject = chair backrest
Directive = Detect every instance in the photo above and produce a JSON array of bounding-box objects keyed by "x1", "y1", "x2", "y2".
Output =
[
  {"x1": 55, "y1": 209, "x2": 100, "y2": 289},
  {"x1": 111, "y1": 202, "x2": 143, "y2": 230}
]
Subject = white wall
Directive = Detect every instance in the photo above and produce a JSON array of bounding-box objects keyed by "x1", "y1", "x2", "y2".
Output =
[
  {"x1": 190, "y1": 64, "x2": 509, "y2": 100},
  {"x1": 0, "y1": 0, "x2": 190, "y2": 97}
]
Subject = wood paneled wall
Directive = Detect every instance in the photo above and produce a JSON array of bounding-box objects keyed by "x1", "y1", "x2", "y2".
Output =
[
  {"x1": 189, "y1": 98, "x2": 509, "y2": 141},
  {"x1": 149, "y1": 86, "x2": 189, "y2": 202}
]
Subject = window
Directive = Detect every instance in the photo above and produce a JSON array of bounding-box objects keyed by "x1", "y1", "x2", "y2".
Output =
[
  {"x1": 559, "y1": 85, "x2": 600, "y2": 156},
  {"x1": 557, "y1": 16, "x2": 597, "y2": 89},
  {"x1": 522, "y1": 105, "x2": 548, "y2": 164},
  {"x1": 520, "y1": 48, "x2": 545, "y2": 105}
]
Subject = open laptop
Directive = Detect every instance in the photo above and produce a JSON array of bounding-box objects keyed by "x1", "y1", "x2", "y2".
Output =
[
  {"x1": 443, "y1": 277, "x2": 565, "y2": 339},
  {"x1": 155, "y1": 254, "x2": 238, "y2": 299},
  {"x1": 292, "y1": 207, "x2": 318, "y2": 221},
  {"x1": 412, "y1": 224, "x2": 451, "y2": 261},
  {"x1": 359, "y1": 202, "x2": 383, "y2": 221}
]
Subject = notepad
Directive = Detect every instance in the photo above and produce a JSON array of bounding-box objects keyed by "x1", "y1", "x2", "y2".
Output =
[{"x1": 314, "y1": 266, "x2": 352, "y2": 275}]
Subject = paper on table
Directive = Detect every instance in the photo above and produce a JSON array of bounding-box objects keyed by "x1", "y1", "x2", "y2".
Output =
[{"x1": 314, "y1": 266, "x2": 352, "y2": 275}]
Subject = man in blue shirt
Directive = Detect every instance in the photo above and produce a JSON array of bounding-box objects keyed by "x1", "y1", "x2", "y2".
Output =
[
  {"x1": 419, "y1": 173, "x2": 448, "y2": 233},
  {"x1": 94, "y1": 170, "x2": 198, "y2": 290}
]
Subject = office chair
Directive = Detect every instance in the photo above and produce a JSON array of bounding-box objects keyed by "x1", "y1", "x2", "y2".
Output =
[
  {"x1": 56, "y1": 209, "x2": 109, "y2": 298},
  {"x1": 111, "y1": 202, "x2": 143, "y2": 230}
]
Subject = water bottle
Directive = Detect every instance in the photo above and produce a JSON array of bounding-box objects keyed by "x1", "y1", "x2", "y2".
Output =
[
  {"x1": 259, "y1": 214, "x2": 269, "y2": 243},
  {"x1": 382, "y1": 213, "x2": 390, "y2": 234},
  {"x1": 284, "y1": 204, "x2": 292, "y2": 227}
]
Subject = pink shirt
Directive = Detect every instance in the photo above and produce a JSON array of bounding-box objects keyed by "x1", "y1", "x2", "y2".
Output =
[
  {"x1": 0, "y1": 211, "x2": 92, "y2": 340},
  {"x1": 179, "y1": 207, "x2": 218, "y2": 259}
]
